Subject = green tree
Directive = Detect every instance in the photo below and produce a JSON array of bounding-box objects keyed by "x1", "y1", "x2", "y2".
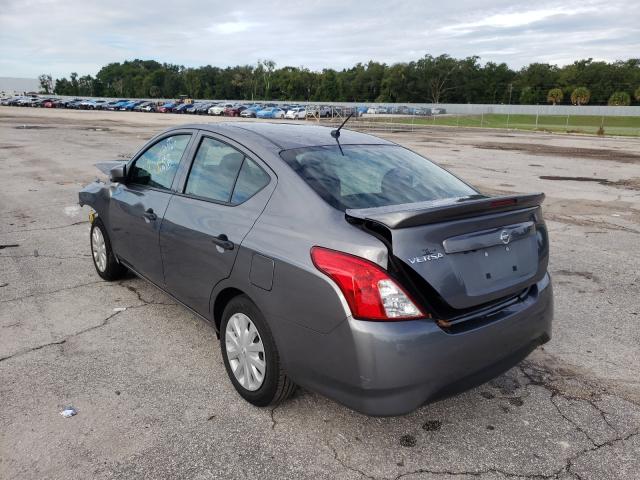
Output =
[
  {"x1": 69, "y1": 72, "x2": 79, "y2": 96},
  {"x1": 519, "y1": 86, "x2": 537, "y2": 104},
  {"x1": 517, "y1": 63, "x2": 559, "y2": 104},
  {"x1": 608, "y1": 91, "x2": 631, "y2": 106},
  {"x1": 38, "y1": 74, "x2": 53, "y2": 94},
  {"x1": 183, "y1": 68, "x2": 202, "y2": 98},
  {"x1": 571, "y1": 87, "x2": 591, "y2": 105},
  {"x1": 547, "y1": 88, "x2": 563, "y2": 105},
  {"x1": 415, "y1": 54, "x2": 459, "y2": 103},
  {"x1": 54, "y1": 77, "x2": 71, "y2": 95},
  {"x1": 47, "y1": 55, "x2": 640, "y2": 105},
  {"x1": 635, "y1": 86, "x2": 640, "y2": 103},
  {"x1": 256, "y1": 59, "x2": 276, "y2": 99},
  {"x1": 78, "y1": 75, "x2": 94, "y2": 96}
]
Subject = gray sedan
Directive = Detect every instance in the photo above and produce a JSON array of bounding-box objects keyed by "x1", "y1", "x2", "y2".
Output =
[{"x1": 79, "y1": 122, "x2": 553, "y2": 416}]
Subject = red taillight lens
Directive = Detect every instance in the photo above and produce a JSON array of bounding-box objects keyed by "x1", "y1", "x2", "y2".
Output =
[
  {"x1": 310, "y1": 247, "x2": 427, "y2": 321},
  {"x1": 490, "y1": 198, "x2": 517, "y2": 208}
]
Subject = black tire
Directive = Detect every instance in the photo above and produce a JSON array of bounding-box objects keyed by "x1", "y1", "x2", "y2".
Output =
[
  {"x1": 90, "y1": 218, "x2": 127, "y2": 281},
  {"x1": 220, "y1": 295, "x2": 295, "y2": 407}
]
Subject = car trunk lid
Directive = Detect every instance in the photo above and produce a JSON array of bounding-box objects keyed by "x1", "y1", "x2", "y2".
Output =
[{"x1": 346, "y1": 194, "x2": 548, "y2": 311}]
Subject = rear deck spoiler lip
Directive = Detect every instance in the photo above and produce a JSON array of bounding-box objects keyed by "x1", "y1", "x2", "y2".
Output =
[{"x1": 345, "y1": 193, "x2": 545, "y2": 229}]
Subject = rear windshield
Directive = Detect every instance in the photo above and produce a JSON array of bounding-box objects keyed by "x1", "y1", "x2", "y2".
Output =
[{"x1": 280, "y1": 145, "x2": 477, "y2": 210}]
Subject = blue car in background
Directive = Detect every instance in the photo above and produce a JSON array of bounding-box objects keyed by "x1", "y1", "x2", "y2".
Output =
[
  {"x1": 174, "y1": 103, "x2": 192, "y2": 113},
  {"x1": 256, "y1": 107, "x2": 285, "y2": 119},
  {"x1": 158, "y1": 102, "x2": 177, "y2": 113},
  {"x1": 121, "y1": 100, "x2": 143, "y2": 111},
  {"x1": 107, "y1": 100, "x2": 129, "y2": 110}
]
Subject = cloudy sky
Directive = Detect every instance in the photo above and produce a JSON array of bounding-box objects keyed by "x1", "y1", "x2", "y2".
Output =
[{"x1": 1, "y1": 0, "x2": 637, "y2": 78}]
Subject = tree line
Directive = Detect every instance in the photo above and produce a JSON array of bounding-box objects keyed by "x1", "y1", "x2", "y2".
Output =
[{"x1": 40, "y1": 55, "x2": 640, "y2": 106}]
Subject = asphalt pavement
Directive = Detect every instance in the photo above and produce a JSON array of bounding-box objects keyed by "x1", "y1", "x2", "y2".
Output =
[{"x1": 1, "y1": 107, "x2": 639, "y2": 479}]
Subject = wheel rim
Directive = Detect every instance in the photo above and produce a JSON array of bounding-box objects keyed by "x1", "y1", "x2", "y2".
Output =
[
  {"x1": 91, "y1": 226, "x2": 107, "y2": 272},
  {"x1": 225, "y1": 313, "x2": 266, "y2": 391}
]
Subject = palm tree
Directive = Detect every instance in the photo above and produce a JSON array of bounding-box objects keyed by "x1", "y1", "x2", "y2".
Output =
[
  {"x1": 571, "y1": 87, "x2": 590, "y2": 106},
  {"x1": 608, "y1": 91, "x2": 631, "y2": 106},
  {"x1": 547, "y1": 88, "x2": 563, "y2": 105}
]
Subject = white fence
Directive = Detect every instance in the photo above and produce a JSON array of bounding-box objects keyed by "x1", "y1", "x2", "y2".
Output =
[{"x1": 414, "y1": 103, "x2": 640, "y2": 117}]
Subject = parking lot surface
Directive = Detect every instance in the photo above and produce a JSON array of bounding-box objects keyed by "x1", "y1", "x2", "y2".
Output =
[{"x1": 1, "y1": 107, "x2": 639, "y2": 479}]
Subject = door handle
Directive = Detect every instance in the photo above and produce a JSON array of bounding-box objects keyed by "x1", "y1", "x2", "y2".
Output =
[
  {"x1": 143, "y1": 208, "x2": 157, "y2": 221},
  {"x1": 212, "y1": 234, "x2": 234, "y2": 251}
]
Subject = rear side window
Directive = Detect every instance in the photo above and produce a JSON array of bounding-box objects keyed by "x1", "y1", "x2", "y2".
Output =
[
  {"x1": 130, "y1": 134, "x2": 190, "y2": 190},
  {"x1": 280, "y1": 145, "x2": 476, "y2": 210},
  {"x1": 185, "y1": 137, "x2": 270, "y2": 204},
  {"x1": 185, "y1": 137, "x2": 244, "y2": 202},
  {"x1": 231, "y1": 159, "x2": 271, "y2": 204}
]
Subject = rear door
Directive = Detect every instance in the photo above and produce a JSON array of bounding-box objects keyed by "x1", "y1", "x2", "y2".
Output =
[
  {"x1": 109, "y1": 131, "x2": 193, "y2": 284},
  {"x1": 160, "y1": 132, "x2": 275, "y2": 317}
]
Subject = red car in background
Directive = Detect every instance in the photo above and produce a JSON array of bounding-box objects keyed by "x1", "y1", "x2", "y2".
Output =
[
  {"x1": 224, "y1": 105, "x2": 247, "y2": 117},
  {"x1": 43, "y1": 99, "x2": 56, "y2": 108}
]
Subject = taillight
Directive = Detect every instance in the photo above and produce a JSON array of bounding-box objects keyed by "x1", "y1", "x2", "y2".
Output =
[
  {"x1": 490, "y1": 198, "x2": 517, "y2": 208},
  {"x1": 310, "y1": 247, "x2": 427, "y2": 321}
]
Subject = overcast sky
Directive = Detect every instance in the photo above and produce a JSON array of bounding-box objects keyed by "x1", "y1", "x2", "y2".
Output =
[{"x1": 1, "y1": 0, "x2": 638, "y2": 79}]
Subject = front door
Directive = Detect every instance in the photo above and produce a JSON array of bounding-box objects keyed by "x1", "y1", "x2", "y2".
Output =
[
  {"x1": 109, "y1": 133, "x2": 192, "y2": 284},
  {"x1": 161, "y1": 133, "x2": 275, "y2": 317}
]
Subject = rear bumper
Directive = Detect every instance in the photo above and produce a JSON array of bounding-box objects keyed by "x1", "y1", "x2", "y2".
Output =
[{"x1": 281, "y1": 274, "x2": 553, "y2": 416}]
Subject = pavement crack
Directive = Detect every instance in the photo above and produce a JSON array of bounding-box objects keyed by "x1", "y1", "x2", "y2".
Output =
[
  {"x1": 270, "y1": 404, "x2": 279, "y2": 430},
  {"x1": 394, "y1": 467, "x2": 555, "y2": 479},
  {"x1": 548, "y1": 393, "x2": 598, "y2": 447},
  {"x1": 0, "y1": 253, "x2": 91, "y2": 260},
  {"x1": 560, "y1": 430, "x2": 640, "y2": 478},
  {"x1": 117, "y1": 281, "x2": 176, "y2": 306},
  {"x1": 0, "y1": 280, "x2": 104, "y2": 304},
  {"x1": 0, "y1": 305, "x2": 146, "y2": 363},
  {"x1": 326, "y1": 442, "x2": 378, "y2": 480},
  {"x1": 518, "y1": 360, "x2": 620, "y2": 440},
  {"x1": 2, "y1": 220, "x2": 89, "y2": 235}
]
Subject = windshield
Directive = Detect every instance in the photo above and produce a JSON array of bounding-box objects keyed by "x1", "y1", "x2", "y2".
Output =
[{"x1": 280, "y1": 145, "x2": 477, "y2": 211}]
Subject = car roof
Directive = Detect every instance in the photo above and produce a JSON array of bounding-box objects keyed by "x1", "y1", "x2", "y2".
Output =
[{"x1": 169, "y1": 122, "x2": 394, "y2": 150}]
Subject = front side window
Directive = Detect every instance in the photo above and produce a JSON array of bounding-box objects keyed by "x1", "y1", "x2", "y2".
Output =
[
  {"x1": 130, "y1": 134, "x2": 190, "y2": 189},
  {"x1": 280, "y1": 145, "x2": 477, "y2": 210}
]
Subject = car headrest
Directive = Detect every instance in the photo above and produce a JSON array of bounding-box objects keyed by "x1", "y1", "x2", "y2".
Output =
[
  {"x1": 299, "y1": 162, "x2": 341, "y2": 200},
  {"x1": 219, "y1": 152, "x2": 244, "y2": 171},
  {"x1": 381, "y1": 167, "x2": 415, "y2": 200}
]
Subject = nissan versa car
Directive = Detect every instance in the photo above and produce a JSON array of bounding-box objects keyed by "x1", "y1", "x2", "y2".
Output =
[{"x1": 79, "y1": 122, "x2": 552, "y2": 416}]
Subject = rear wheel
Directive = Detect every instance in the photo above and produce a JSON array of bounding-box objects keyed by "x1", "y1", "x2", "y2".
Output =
[
  {"x1": 90, "y1": 218, "x2": 127, "y2": 281},
  {"x1": 220, "y1": 295, "x2": 295, "y2": 407}
]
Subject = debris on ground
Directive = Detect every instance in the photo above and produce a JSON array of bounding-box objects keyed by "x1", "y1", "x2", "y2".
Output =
[{"x1": 60, "y1": 407, "x2": 77, "y2": 418}]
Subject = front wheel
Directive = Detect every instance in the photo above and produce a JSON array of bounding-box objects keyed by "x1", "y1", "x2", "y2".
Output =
[
  {"x1": 90, "y1": 218, "x2": 127, "y2": 281},
  {"x1": 220, "y1": 295, "x2": 295, "y2": 407}
]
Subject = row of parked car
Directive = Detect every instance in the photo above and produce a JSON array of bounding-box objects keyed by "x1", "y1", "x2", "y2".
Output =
[{"x1": 1, "y1": 95, "x2": 446, "y2": 117}]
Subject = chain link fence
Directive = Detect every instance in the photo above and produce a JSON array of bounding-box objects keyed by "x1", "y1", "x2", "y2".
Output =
[{"x1": 311, "y1": 111, "x2": 640, "y2": 137}]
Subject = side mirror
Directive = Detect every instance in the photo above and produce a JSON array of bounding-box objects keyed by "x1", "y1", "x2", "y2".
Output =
[{"x1": 109, "y1": 164, "x2": 127, "y2": 183}]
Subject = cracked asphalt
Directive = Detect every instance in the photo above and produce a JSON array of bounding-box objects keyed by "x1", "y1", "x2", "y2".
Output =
[{"x1": 1, "y1": 107, "x2": 639, "y2": 479}]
